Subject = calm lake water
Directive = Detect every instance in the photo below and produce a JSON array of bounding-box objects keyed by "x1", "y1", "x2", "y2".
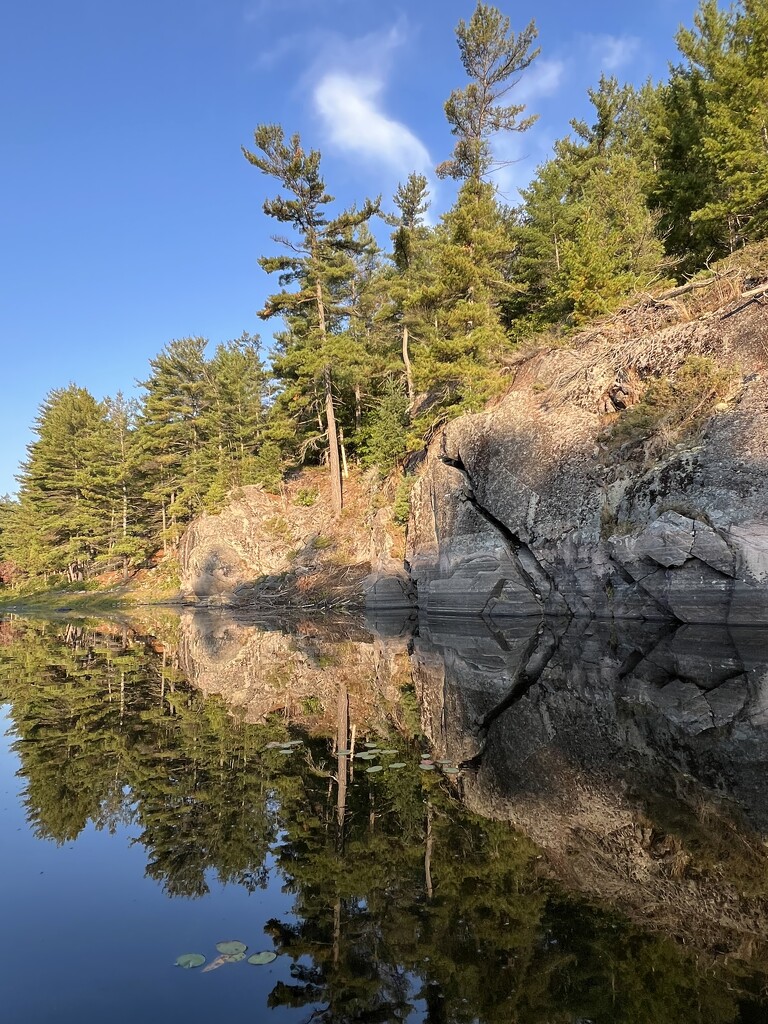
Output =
[{"x1": 2, "y1": 611, "x2": 768, "y2": 1023}]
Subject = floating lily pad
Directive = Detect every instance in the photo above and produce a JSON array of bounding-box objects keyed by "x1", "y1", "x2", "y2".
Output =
[
  {"x1": 336, "y1": 749, "x2": 351, "y2": 756},
  {"x1": 247, "y1": 951, "x2": 278, "y2": 966},
  {"x1": 366, "y1": 765, "x2": 384, "y2": 773},
  {"x1": 444, "y1": 766, "x2": 461, "y2": 775},
  {"x1": 355, "y1": 751, "x2": 377, "y2": 760},
  {"x1": 388, "y1": 762, "x2": 407, "y2": 770},
  {"x1": 380, "y1": 749, "x2": 399, "y2": 756},
  {"x1": 278, "y1": 747, "x2": 295, "y2": 754},
  {"x1": 419, "y1": 763, "x2": 435, "y2": 771},
  {"x1": 287, "y1": 740, "x2": 304, "y2": 747},
  {"x1": 363, "y1": 741, "x2": 379, "y2": 748},
  {"x1": 216, "y1": 940, "x2": 247, "y2": 956},
  {"x1": 175, "y1": 953, "x2": 205, "y2": 969}
]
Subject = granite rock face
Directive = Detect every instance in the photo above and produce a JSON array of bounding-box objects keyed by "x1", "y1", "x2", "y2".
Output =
[{"x1": 397, "y1": 302, "x2": 768, "y2": 623}]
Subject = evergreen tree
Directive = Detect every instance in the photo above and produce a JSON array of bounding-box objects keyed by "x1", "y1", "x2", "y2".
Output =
[
  {"x1": 514, "y1": 77, "x2": 665, "y2": 328},
  {"x1": 243, "y1": 124, "x2": 379, "y2": 514},
  {"x1": 97, "y1": 393, "x2": 146, "y2": 579},
  {"x1": 200, "y1": 333, "x2": 268, "y2": 502},
  {"x1": 388, "y1": 172, "x2": 434, "y2": 403},
  {"x1": 13, "y1": 385, "x2": 108, "y2": 581},
  {"x1": 136, "y1": 337, "x2": 209, "y2": 549},
  {"x1": 437, "y1": 2, "x2": 540, "y2": 184},
  {"x1": 655, "y1": 0, "x2": 768, "y2": 270}
]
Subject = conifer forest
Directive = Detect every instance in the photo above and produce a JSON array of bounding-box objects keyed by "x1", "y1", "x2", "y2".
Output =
[{"x1": 2, "y1": 0, "x2": 767, "y2": 586}]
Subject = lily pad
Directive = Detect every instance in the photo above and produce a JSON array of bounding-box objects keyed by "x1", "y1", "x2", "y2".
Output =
[
  {"x1": 175, "y1": 953, "x2": 205, "y2": 969},
  {"x1": 444, "y1": 766, "x2": 461, "y2": 775},
  {"x1": 380, "y1": 749, "x2": 399, "y2": 756},
  {"x1": 388, "y1": 762, "x2": 407, "y2": 770},
  {"x1": 419, "y1": 763, "x2": 435, "y2": 771},
  {"x1": 336, "y1": 749, "x2": 351, "y2": 756},
  {"x1": 366, "y1": 765, "x2": 384, "y2": 773},
  {"x1": 247, "y1": 951, "x2": 278, "y2": 966},
  {"x1": 216, "y1": 940, "x2": 247, "y2": 956},
  {"x1": 278, "y1": 747, "x2": 295, "y2": 754},
  {"x1": 355, "y1": 751, "x2": 377, "y2": 760},
  {"x1": 363, "y1": 741, "x2": 379, "y2": 748}
]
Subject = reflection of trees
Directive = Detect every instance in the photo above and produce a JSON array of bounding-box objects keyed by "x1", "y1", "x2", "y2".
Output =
[
  {"x1": 0, "y1": 619, "x2": 281, "y2": 895},
  {"x1": 0, "y1": 617, "x2": 764, "y2": 1022}
]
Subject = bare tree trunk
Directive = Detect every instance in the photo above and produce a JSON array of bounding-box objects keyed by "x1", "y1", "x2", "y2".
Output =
[
  {"x1": 402, "y1": 325, "x2": 414, "y2": 402},
  {"x1": 339, "y1": 425, "x2": 349, "y2": 479},
  {"x1": 315, "y1": 278, "x2": 343, "y2": 514}
]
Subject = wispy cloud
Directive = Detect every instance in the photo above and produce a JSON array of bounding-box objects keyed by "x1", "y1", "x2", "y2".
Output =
[
  {"x1": 587, "y1": 33, "x2": 641, "y2": 72},
  {"x1": 514, "y1": 58, "x2": 566, "y2": 105},
  {"x1": 314, "y1": 73, "x2": 431, "y2": 178}
]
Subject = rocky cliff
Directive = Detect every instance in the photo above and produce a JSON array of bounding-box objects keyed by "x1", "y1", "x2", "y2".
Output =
[
  {"x1": 405, "y1": 267, "x2": 768, "y2": 623},
  {"x1": 179, "y1": 254, "x2": 768, "y2": 624}
]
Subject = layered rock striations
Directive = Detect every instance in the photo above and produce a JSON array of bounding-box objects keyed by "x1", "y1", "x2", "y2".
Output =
[{"x1": 404, "y1": 291, "x2": 768, "y2": 623}]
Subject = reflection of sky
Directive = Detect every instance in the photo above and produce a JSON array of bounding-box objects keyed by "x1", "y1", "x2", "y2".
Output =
[{"x1": 0, "y1": 704, "x2": 297, "y2": 1024}]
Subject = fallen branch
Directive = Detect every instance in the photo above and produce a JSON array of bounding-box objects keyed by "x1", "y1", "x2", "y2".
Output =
[{"x1": 652, "y1": 269, "x2": 740, "y2": 301}]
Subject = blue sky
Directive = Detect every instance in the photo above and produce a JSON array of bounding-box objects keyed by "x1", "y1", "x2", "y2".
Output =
[{"x1": 1, "y1": 0, "x2": 698, "y2": 495}]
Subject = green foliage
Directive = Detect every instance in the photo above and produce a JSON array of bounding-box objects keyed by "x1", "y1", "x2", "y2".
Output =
[
  {"x1": 513, "y1": 76, "x2": 667, "y2": 330},
  {"x1": 293, "y1": 487, "x2": 318, "y2": 507},
  {"x1": 392, "y1": 474, "x2": 414, "y2": 527},
  {"x1": 8, "y1": 1, "x2": 767, "y2": 571},
  {"x1": 654, "y1": 0, "x2": 768, "y2": 271},
  {"x1": 610, "y1": 356, "x2": 735, "y2": 450},
  {"x1": 437, "y1": 2, "x2": 540, "y2": 183},
  {"x1": 358, "y1": 381, "x2": 410, "y2": 473}
]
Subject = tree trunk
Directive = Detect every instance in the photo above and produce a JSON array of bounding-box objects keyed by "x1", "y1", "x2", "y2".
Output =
[
  {"x1": 324, "y1": 368, "x2": 343, "y2": 515},
  {"x1": 339, "y1": 425, "x2": 349, "y2": 479},
  {"x1": 315, "y1": 279, "x2": 343, "y2": 514},
  {"x1": 402, "y1": 325, "x2": 415, "y2": 402}
]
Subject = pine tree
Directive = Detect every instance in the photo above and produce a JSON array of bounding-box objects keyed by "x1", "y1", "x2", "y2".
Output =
[
  {"x1": 98, "y1": 393, "x2": 146, "y2": 579},
  {"x1": 655, "y1": 0, "x2": 768, "y2": 270},
  {"x1": 136, "y1": 337, "x2": 209, "y2": 549},
  {"x1": 389, "y1": 173, "x2": 434, "y2": 403},
  {"x1": 437, "y1": 2, "x2": 540, "y2": 183},
  {"x1": 14, "y1": 385, "x2": 107, "y2": 580},
  {"x1": 514, "y1": 76, "x2": 665, "y2": 328},
  {"x1": 200, "y1": 333, "x2": 268, "y2": 502},
  {"x1": 243, "y1": 124, "x2": 379, "y2": 514}
]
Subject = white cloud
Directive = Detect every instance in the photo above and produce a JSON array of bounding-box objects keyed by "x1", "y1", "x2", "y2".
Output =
[
  {"x1": 514, "y1": 58, "x2": 566, "y2": 105},
  {"x1": 587, "y1": 34, "x2": 641, "y2": 72},
  {"x1": 314, "y1": 73, "x2": 431, "y2": 178}
]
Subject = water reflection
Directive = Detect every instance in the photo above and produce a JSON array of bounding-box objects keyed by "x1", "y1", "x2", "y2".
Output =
[{"x1": 1, "y1": 613, "x2": 767, "y2": 1022}]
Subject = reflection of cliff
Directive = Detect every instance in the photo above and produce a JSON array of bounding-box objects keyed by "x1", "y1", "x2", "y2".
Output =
[
  {"x1": 178, "y1": 610, "x2": 412, "y2": 730},
  {"x1": 412, "y1": 615, "x2": 768, "y2": 959}
]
